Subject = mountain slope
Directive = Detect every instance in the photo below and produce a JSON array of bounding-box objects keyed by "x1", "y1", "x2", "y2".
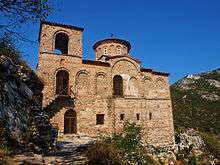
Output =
[{"x1": 171, "y1": 68, "x2": 220, "y2": 134}]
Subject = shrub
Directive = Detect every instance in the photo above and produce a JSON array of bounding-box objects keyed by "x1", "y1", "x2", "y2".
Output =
[
  {"x1": 113, "y1": 122, "x2": 141, "y2": 153},
  {"x1": 22, "y1": 128, "x2": 34, "y2": 146},
  {"x1": 0, "y1": 35, "x2": 21, "y2": 63},
  {"x1": 86, "y1": 140, "x2": 127, "y2": 165},
  {"x1": 0, "y1": 119, "x2": 7, "y2": 144},
  {"x1": 200, "y1": 132, "x2": 220, "y2": 159},
  {"x1": 85, "y1": 122, "x2": 158, "y2": 165},
  {"x1": 0, "y1": 159, "x2": 6, "y2": 165},
  {"x1": 175, "y1": 133, "x2": 181, "y2": 144},
  {"x1": 188, "y1": 155, "x2": 197, "y2": 165}
]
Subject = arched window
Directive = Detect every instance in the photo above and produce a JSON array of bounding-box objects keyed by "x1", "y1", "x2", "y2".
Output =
[
  {"x1": 116, "y1": 46, "x2": 121, "y2": 55},
  {"x1": 56, "y1": 70, "x2": 69, "y2": 95},
  {"x1": 123, "y1": 46, "x2": 127, "y2": 54},
  {"x1": 55, "y1": 33, "x2": 69, "y2": 54},
  {"x1": 103, "y1": 46, "x2": 108, "y2": 55},
  {"x1": 113, "y1": 75, "x2": 123, "y2": 96}
]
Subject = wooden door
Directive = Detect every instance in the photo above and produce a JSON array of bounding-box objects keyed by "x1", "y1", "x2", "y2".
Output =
[{"x1": 64, "y1": 110, "x2": 76, "y2": 134}]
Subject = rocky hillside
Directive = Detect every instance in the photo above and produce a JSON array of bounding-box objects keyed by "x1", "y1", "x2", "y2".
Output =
[
  {"x1": 171, "y1": 68, "x2": 220, "y2": 134},
  {"x1": 0, "y1": 51, "x2": 53, "y2": 153}
]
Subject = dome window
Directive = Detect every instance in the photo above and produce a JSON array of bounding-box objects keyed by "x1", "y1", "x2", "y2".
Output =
[
  {"x1": 103, "y1": 47, "x2": 108, "y2": 55},
  {"x1": 116, "y1": 46, "x2": 121, "y2": 55}
]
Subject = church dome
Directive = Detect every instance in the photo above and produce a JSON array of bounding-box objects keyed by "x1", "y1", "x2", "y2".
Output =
[{"x1": 93, "y1": 38, "x2": 131, "y2": 60}]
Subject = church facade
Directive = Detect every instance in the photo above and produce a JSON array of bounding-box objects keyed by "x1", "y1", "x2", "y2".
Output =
[{"x1": 37, "y1": 21, "x2": 175, "y2": 146}]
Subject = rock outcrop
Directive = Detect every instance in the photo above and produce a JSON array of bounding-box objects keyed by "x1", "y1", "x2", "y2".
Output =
[{"x1": 0, "y1": 55, "x2": 53, "y2": 152}]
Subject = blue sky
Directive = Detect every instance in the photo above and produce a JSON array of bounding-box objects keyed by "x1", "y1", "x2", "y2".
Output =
[{"x1": 1, "y1": 0, "x2": 220, "y2": 84}]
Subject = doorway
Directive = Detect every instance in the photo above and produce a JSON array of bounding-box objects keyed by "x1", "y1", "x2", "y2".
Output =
[{"x1": 64, "y1": 109, "x2": 77, "y2": 134}]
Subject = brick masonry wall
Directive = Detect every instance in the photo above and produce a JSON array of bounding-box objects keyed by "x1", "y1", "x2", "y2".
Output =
[{"x1": 37, "y1": 23, "x2": 175, "y2": 147}]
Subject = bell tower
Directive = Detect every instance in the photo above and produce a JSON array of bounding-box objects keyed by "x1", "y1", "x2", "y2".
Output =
[
  {"x1": 38, "y1": 21, "x2": 84, "y2": 57},
  {"x1": 36, "y1": 21, "x2": 84, "y2": 107}
]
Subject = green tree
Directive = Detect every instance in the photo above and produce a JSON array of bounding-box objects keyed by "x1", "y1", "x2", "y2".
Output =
[
  {"x1": 0, "y1": 34, "x2": 21, "y2": 62},
  {"x1": 0, "y1": 0, "x2": 52, "y2": 41}
]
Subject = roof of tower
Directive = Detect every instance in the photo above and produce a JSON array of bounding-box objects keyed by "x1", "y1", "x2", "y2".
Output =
[
  {"x1": 40, "y1": 21, "x2": 84, "y2": 31},
  {"x1": 92, "y1": 38, "x2": 131, "y2": 51},
  {"x1": 38, "y1": 21, "x2": 84, "y2": 42}
]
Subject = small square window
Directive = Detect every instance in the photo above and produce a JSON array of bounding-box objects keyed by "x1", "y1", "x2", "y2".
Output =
[
  {"x1": 96, "y1": 114, "x2": 104, "y2": 125},
  {"x1": 136, "y1": 113, "x2": 140, "y2": 120},
  {"x1": 120, "y1": 114, "x2": 124, "y2": 121}
]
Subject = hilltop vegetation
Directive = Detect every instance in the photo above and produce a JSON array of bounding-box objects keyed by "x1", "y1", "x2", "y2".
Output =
[
  {"x1": 171, "y1": 68, "x2": 220, "y2": 134},
  {"x1": 171, "y1": 68, "x2": 220, "y2": 162}
]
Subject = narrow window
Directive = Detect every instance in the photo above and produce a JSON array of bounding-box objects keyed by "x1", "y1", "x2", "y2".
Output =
[
  {"x1": 123, "y1": 47, "x2": 126, "y2": 54},
  {"x1": 116, "y1": 46, "x2": 121, "y2": 55},
  {"x1": 55, "y1": 33, "x2": 69, "y2": 54},
  {"x1": 103, "y1": 47, "x2": 108, "y2": 55},
  {"x1": 96, "y1": 114, "x2": 104, "y2": 125},
  {"x1": 56, "y1": 70, "x2": 69, "y2": 95},
  {"x1": 136, "y1": 113, "x2": 140, "y2": 120},
  {"x1": 113, "y1": 75, "x2": 123, "y2": 96},
  {"x1": 120, "y1": 114, "x2": 124, "y2": 121},
  {"x1": 149, "y1": 113, "x2": 152, "y2": 120}
]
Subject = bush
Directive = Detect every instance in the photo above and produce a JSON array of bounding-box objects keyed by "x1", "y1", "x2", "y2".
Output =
[
  {"x1": 86, "y1": 140, "x2": 127, "y2": 165},
  {"x1": 0, "y1": 119, "x2": 7, "y2": 144},
  {"x1": 188, "y1": 155, "x2": 197, "y2": 165},
  {"x1": 85, "y1": 122, "x2": 158, "y2": 165},
  {"x1": 200, "y1": 132, "x2": 220, "y2": 159},
  {"x1": 22, "y1": 128, "x2": 35, "y2": 147},
  {"x1": 113, "y1": 122, "x2": 141, "y2": 153},
  {"x1": 0, "y1": 159, "x2": 6, "y2": 165},
  {"x1": 0, "y1": 35, "x2": 21, "y2": 63}
]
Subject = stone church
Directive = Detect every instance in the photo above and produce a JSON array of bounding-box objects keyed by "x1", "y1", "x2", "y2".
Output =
[{"x1": 37, "y1": 21, "x2": 175, "y2": 146}]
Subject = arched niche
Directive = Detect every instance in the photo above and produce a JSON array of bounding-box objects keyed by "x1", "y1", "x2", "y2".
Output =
[
  {"x1": 143, "y1": 76, "x2": 153, "y2": 96},
  {"x1": 156, "y1": 77, "x2": 165, "y2": 89},
  {"x1": 95, "y1": 73, "x2": 108, "y2": 96},
  {"x1": 76, "y1": 71, "x2": 89, "y2": 96},
  {"x1": 128, "y1": 77, "x2": 139, "y2": 96}
]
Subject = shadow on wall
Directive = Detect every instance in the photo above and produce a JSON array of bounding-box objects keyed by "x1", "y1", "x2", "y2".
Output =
[{"x1": 43, "y1": 96, "x2": 75, "y2": 119}]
